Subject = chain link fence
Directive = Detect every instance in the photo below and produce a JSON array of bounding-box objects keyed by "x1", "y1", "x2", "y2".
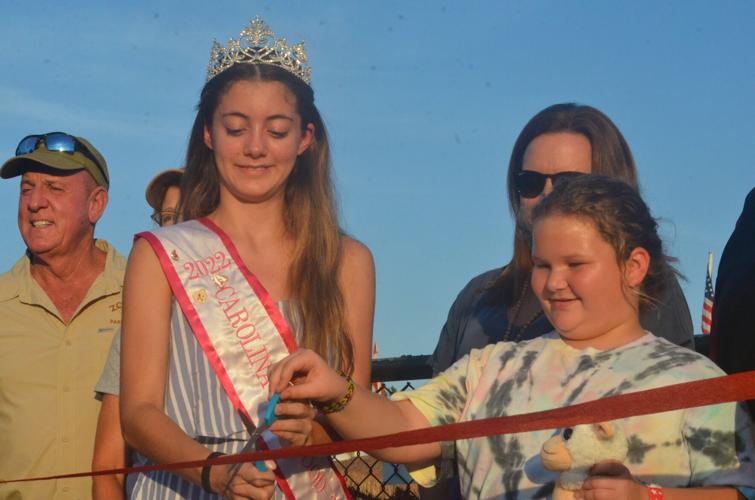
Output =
[
  {"x1": 332, "y1": 381, "x2": 418, "y2": 499},
  {"x1": 332, "y1": 355, "x2": 432, "y2": 499}
]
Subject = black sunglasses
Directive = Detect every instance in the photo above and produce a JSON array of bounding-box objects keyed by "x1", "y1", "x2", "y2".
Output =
[
  {"x1": 15, "y1": 132, "x2": 108, "y2": 184},
  {"x1": 514, "y1": 170, "x2": 586, "y2": 198}
]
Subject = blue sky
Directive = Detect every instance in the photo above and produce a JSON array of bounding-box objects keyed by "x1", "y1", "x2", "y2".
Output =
[{"x1": 1, "y1": 1, "x2": 753, "y2": 358}]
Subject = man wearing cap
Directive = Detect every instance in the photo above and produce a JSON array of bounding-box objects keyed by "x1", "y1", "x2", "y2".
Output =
[
  {"x1": 0, "y1": 132, "x2": 125, "y2": 500},
  {"x1": 91, "y1": 167, "x2": 182, "y2": 499}
]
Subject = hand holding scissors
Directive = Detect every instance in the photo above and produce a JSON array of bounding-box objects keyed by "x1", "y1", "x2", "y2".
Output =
[
  {"x1": 233, "y1": 392, "x2": 281, "y2": 473},
  {"x1": 220, "y1": 395, "x2": 280, "y2": 499}
]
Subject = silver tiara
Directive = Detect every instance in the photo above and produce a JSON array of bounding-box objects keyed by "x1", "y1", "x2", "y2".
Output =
[{"x1": 206, "y1": 16, "x2": 311, "y2": 85}]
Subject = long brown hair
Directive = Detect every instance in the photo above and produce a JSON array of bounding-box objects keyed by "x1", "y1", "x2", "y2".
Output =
[
  {"x1": 491, "y1": 103, "x2": 640, "y2": 307},
  {"x1": 179, "y1": 63, "x2": 353, "y2": 374},
  {"x1": 531, "y1": 175, "x2": 678, "y2": 313}
]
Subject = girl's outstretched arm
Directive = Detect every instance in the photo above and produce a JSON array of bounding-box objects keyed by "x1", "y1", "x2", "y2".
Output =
[{"x1": 269, "y1": 349, "x2": 441, "y2": 464}]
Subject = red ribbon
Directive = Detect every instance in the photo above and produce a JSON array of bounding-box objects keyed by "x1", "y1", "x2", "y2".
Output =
[{"x1": 2, "y1": 370, "x2": 754, "y2": 485}]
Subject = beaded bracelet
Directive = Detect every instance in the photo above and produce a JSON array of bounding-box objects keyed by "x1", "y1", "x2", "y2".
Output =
[
  {"x1": 201, "y1": 451, "x2": 225, "y2": 494},
  {"x1": 316, "y1": 371, "x2": 355, "y2": 414}
]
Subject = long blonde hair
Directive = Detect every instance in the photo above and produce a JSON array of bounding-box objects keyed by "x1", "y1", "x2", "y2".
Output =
[{"x1": 180, "y1": 63, "x2": 353, "y2": 374}]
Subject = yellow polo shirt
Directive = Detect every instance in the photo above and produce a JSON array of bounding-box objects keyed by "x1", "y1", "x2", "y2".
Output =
[{"x1": 0, "y1": 240, "x2": 125, "y2": 500}]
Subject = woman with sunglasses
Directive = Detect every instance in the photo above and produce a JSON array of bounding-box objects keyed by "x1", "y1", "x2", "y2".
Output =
[
  {"x1": 119, "y1": 17, "x2": 373, "y2": 499},
  {"x1": 424, "y1": 103, "x2": 694, "y2": 499},
  {"x1": 431, "y1": 103, "x2": 693, "y2": 379},
  {"x1": 424, "y1": 102, "x2": 694, "y2": 497}
]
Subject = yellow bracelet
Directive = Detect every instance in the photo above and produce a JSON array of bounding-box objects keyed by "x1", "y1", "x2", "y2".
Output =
[{"x1": 316, "y1": 371, "x2": 355, "y2": 414}]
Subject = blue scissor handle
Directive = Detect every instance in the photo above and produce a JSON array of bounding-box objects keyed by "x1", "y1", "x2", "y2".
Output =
[
  {"x1": 265, "y1": 392, "x2": 280, "y2": 426},
  {"x1": 255, "y1": 392, "x2": 281, "y2": 472}
]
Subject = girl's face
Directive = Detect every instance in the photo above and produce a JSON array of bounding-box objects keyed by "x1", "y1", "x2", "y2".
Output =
[
  {"x1": 531, "y1": 214, "x2": 646, "y2": 349},
  {"x1": 203, "y1": 79, "x2": 314, "y2": 205}
]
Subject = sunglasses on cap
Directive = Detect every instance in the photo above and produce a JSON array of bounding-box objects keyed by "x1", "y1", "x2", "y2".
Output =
[
  {"x1": 514, "y1": 170, "x2": 586, "y2": 199},
  {"x1": 15, "y1": 132, "x2": 108, "y2": 184}
]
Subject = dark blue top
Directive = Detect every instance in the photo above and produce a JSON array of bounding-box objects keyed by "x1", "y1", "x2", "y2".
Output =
[
  {"x1": 711, "y1": 187, "x2": 755, "y2": 416},
  {"x1": 430, "y1": 267, "x2": 694, "y2": 375}
]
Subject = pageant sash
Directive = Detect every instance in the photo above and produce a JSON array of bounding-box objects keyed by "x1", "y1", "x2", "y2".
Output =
[{"x1": 138, "y1": 218, "x2": 350, "y2": 499}]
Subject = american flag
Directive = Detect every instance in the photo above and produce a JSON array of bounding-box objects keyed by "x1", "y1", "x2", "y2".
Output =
[{"x1": 701, "y1": 252, "x2": 714, "y2": 334}]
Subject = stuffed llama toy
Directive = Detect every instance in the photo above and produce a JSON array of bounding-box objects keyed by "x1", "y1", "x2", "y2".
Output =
[{"x1": 540, "y1": 421, "x2": 629, "y2": 500}]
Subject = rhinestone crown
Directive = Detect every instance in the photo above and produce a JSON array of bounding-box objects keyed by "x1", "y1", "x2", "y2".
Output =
[{"x1": 206, "y1": 16, "x2": 311, "y2": 85}]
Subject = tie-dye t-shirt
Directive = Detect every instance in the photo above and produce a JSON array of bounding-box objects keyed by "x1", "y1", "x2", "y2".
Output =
[{"x1": 393, "y1": 333, "x2": 755, "y2": 499}]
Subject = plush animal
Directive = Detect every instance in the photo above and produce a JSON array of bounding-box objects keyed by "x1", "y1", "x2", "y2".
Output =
[{"x1": 540, "y1": 421, "x2": 629, "y2": 500}]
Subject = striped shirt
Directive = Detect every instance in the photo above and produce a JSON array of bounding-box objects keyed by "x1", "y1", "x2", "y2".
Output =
[{"x1": 127, "y1": 300, "x2": 300, "y2": 499}]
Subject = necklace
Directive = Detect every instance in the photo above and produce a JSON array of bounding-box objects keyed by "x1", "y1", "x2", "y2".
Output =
[{"x1": 502, "y1": 277, "x2": 543, "y2": 342}]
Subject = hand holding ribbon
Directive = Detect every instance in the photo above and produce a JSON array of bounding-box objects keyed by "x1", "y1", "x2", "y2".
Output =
[{"x1": 268, "y1": 348, "x2": 350, "y2": 408}]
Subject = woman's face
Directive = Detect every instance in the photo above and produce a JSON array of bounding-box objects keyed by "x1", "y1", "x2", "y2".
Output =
[
  {"x1": 159, "y1": 185, "x2": 180, "y2": 226},
  {"x1": 203, "y1": 79, "x2": 314, "y2": 205},
  {"x1": 518, "y1": 132, "x2": 592, "y2": 228},
  {"x1": 531, "y1": 214, "x2": 641, "y2": 349}
]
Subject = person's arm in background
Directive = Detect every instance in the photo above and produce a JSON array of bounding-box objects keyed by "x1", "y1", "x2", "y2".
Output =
[
  {"x1": 92, "y1": 394, "x2": 127, "y2": 499},
  {"x1": 429, "y1": 268, "x2": 505, "y2": 376},
  {"x1": 430, "y1": 301, "x2": 463, "y2": 377},
  {"x1": 92, "y1": 330, "x2": 127, "y2": 499}
]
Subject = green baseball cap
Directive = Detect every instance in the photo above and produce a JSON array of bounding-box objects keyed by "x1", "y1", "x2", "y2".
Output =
[{"x1": 0, "y1": 133, "x2": 110, "y2": 189}]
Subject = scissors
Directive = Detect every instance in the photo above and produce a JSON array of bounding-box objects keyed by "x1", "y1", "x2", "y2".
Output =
[{"x1": 233, "y1": 392, "x2": 280, "y2": 473}]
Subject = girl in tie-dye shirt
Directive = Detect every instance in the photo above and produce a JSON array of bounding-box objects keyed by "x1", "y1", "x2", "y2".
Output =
[{"x1": 271, "y1": 176, "x2": 755, "y2": 499}]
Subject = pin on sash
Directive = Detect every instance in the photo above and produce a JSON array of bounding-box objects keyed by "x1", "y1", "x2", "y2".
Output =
[
  {"x1": 192, "y1": 289, "x2": 208, "y2": 304},
  {"x1": 211, "y1": 274, "x2": 228, "y2": 288}
]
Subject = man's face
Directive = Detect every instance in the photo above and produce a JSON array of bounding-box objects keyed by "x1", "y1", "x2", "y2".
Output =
[{"x1": 18, "y1": 169, "x2": 104, "y2": 259}]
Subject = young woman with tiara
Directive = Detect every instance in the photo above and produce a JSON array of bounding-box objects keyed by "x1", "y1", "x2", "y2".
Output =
[
  {"x1": 269, "y1": 176, "x2": 755, "y2": 499},
  {"x1": 120, "y1": 17, "x2": 374, "y2": 499}
]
